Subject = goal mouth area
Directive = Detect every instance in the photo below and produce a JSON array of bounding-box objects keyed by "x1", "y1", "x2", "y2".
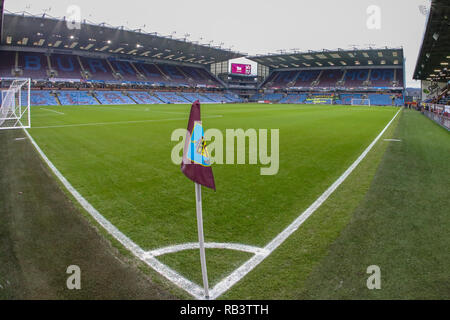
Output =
[{"x1": 0, "y1": 78, "x2": 31, "y2": 130}]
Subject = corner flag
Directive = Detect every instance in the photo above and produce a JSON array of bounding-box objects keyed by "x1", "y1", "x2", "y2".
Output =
[
  {"x1": 181, "y1": 100, "x2": 216, "y2": 191},
  {"x1": 181, "y1": 100, "x2": 215, "y2": 299}
]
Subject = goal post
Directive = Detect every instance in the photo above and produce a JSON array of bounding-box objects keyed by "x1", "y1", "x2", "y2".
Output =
[
  {"x1": 0, "y1": 78, "x2": 31, "y2": 130},
  {"x1": 351, "y1": 98, "x2": 371, "y2": 106}
]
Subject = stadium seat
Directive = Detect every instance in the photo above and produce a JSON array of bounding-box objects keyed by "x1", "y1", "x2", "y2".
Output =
[
  {"x1": 0, "y1": 51, "x2": 16, "y2": 77},
  {"x1": 292, "y1": 70, "x2": 321, "y2": 88},
  {"x1": 134, "y1": 63, "x2": 167, "y2": 84},
  {"x1": 368, "y1": 94, "x2": 393, "y2": 106},
  {"x1": 223, "y1": 93, "x2": 243, "y2": 103},
  {"x1": 110, "y1": 60, "x2": 140, "y2": 82},
  {"x1": 279, "y1": 94, "x2": 307, "y2": 104},
  {"x1": 250, "y1": 93, "x2": 284, "y2": 102},
  {"x1": 17, "y1": 52, "x2": 49, "y2": 79},
  {"x1": 153, "y1": 92, "x2": 190, "y2": 104},
  {"x1": 317, "y1": 70, "x2": 344, "y2": 88},
  {"x1": 370, "y1": 69, "x2": 395, "y2": 88},
  {"x1": 58, "y1": 91, "x2": 99, "y2": 105},
  {"x1": 80, "y1": 57, "x2": 116, "y2": 81},
  {"x1": 344, "y1": 69, "x2": 370, "y2": 87},
  {"x1": 22, "y1": 91, "x2": 58, "y2": 106}
]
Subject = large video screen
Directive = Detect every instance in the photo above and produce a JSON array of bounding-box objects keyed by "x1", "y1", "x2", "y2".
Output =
[{"x1": 231, "y1": 63, "x2": 252, "y2": 75}]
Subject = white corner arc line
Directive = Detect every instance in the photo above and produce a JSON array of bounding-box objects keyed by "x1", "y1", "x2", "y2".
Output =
[
  {"x1": 23, "y1": 128, "x2": 206, "y2": 300},
  {"x1": 149, "y1": 242, "x2": 268, "y2": 257},
  {"x1": 208, "y1": 108, "x2": 402, "y2": 300}
]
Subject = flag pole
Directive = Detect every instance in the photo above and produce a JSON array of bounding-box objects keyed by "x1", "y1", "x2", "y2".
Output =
[{"x1": 195, "y1": 182, "x2": 210, "y2": 299}]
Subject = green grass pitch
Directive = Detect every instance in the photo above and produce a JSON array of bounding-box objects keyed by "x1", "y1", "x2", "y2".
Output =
[{"x1": 27, "y1": 103, "x2": 399, "y2": 296}]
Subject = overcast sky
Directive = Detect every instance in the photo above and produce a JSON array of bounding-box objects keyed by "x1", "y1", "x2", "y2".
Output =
[{"x1": 6, "y1": 0, "x2": 430, "y2": 87}]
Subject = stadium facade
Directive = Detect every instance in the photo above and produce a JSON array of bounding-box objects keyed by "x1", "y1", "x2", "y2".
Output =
[
  {"x1": 248, "y1": 48, "x2": 405, "y2": 106},
  {"x1": 412, "y1": 0, "x2": 449, "y2": 129},
  {"x1": 0, "y1": 6, "x2": 411, "y2": 107}
]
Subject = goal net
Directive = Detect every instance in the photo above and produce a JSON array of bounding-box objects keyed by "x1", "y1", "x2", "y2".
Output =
[
  {"x1": 0, "y1": 78, "x2": 31, "y2": 130},
  {"x1": 351, "y1": 98, "x2": 371, "y2": 106}
]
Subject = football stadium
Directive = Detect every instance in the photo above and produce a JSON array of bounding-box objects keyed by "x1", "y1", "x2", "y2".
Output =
[{"x1": 0, "y1": 0, "x2": 448, "y2": 307}]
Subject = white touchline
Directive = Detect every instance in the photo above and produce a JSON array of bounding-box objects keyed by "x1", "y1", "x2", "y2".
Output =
[
  {"x1": 41, "y1": 108, "x2": 65, "y2": 115},
  {"x1": 22, "y1": 108, "x2": 401, "y2": 300}
]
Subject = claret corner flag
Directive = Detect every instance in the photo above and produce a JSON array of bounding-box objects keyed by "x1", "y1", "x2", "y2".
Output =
[
  {"x1": 181, "y1": 100, "x2": 216, "y2": 191},
  {"x1": 180, "y1": 100, "x2": 215, "y2": 299}
]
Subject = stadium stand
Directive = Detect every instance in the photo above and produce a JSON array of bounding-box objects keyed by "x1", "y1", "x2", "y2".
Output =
[
  {"x1": 317, "y1": 70, "x2": 344, "y2": 88},
  {"x1": 80, "y1": 57, "x2": 117, "y2": 81},
  {"x1": 368, "y1": 93, "x2": 392, "y2": 106},
  {"x1": 260, "y1": 68, "x2": 404, "y2": 91},
  {"x1": 159, "y1": 64, "x2": 190, "y2": 86},
  {"x1": 134, "y1": 63, "x2": 167, "y2": 84},
  {"x1": 2, "y1": 49, "x2": 223, "y2": 88},
  {"x1": 343, "y1": 69, "x2": 370, "y2": 87},
  {"x1": 58, "y1": 91, "x2": 99, "y2": 105},
  {"x1": 438, "y1": 94, "x2": 450, "y2": 105},
  {"x1": 181, "y1": 66, "x2": 218, "y2": 86},
  {"x1": 248, "y1": 48, "x2": 405, "y2": 107},
  {"x1": 251, "y1": 93, "x2": 284, "y2": 102},
  {"x1": 95, "y1": 91, "x2": 136, "y2": 105},
  {"x1": 291, "y1": 70, "x2": 321, "y2": 88},
  {"x1": 181, "y1": 93, "x2": 212, "y2": 103},
  {"x1": 369, "y1": 69, "x2": 395, "y2": 87},
  {"x1": 223, "y1": 93, "x2": 244, "y2": 103},
  {"x1": 395, "y1": 69, "x2": 404, "y2": 87},
  {"x1": 0, "y1": 51, "x2": 16, "y2": 77},
  {"x1": 0, "y1": 13, "x2": 406, "y2": 108},
  {"x1": 17, "y1": 52, "x2": 49, "y2": 79},
  {"x1": 279, "y1": 94, "x2": 307, "y2": 104},
  {"x1": 202, "y1": 92, "x2": 227, "y2": 103},
  {"x1": 267, "y1": 71, "x2": 299, "y2": 89},
  {"x1": 153, "y1": 92, "x2": 190, "y2": 104},
  {"x1": 109, "y1": 60, "x2": 141, "y2": 82}
]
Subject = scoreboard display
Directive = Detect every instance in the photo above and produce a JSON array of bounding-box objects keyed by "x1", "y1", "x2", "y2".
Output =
[{"x1": 231, "y1": 63, "x2": 252, "y2": 75}]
